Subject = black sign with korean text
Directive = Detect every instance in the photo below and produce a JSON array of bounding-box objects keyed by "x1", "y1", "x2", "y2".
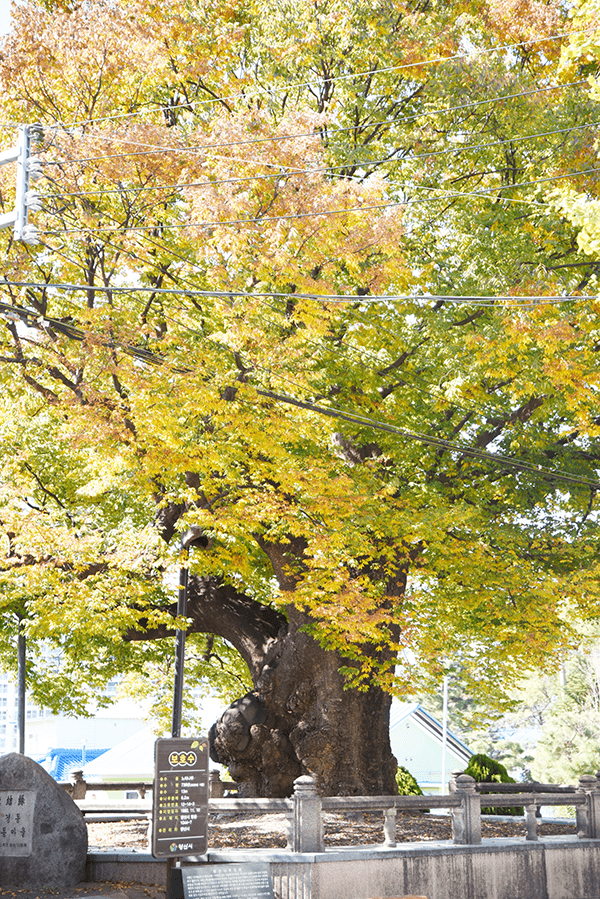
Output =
[
  {"x1": 181, "y1": 863, "x2": 274, "y2": 899},
  {"x1": 152, "y1": 737, "x2": 209, "y2": 858}
]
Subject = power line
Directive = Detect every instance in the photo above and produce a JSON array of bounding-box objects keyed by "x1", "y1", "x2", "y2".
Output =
[
  {"x1": 38, "y1": 120, "x2": 600, "y2": 203},
  {"x1": 0, "y1": 278, "x2": 595, "y2": 306},
  {"x1": 0, "y1": 298, "x2": 165, "y2": 365},
  {"x1": 49, "y1": 26, "x2": 592, "y2": 131},
  {"x1": 255, "y1": 388, "x2": 600, "y2": 491},
  {"x1": 28, "y1": 197, "x2": 482, "y2": 237},
  {"x1": 37, "y1": 162, "x2": 600, "y2": 238},
  {"x1": 29, "y1": 194, "x2": 584, "y2": 347},
  {"x1": 43, "y1": 79, "x2": 587, "y2": 164},
  {"x1": 0, "y1": 294, "x2": 597, "y2": 492},
  {"x1": 31, "y1": 96, "x2": 591, "y2": 312},
  {"x1": 31, "y1": 174, "x2": 535, "y2": 241},
  {"x1": 98, "y1": 219, "x2": 594, "y2": 313},
  {"x1": 111, "y1": 165, "x2": 600, "y2": 323},
  {"x1": 0, "y1": 277, "x2": 578, "y2": 424},
  {"x1": 25, "y1": 267, "x2": 591, "y2": 434},
  {"x1": 15, "y1": 255, "x2": 600, "y2": 466}
]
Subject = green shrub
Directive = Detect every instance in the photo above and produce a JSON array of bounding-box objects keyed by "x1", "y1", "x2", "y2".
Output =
[
  {"x1": 396, "y1": 765, "x2": 423, "y2": 796},
  {"x1": 464, "y1": 753, "x2": 523, "y2": 816}
]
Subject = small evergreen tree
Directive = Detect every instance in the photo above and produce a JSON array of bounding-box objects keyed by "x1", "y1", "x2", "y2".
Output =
[
  {"x1": 531, "y1": 654, "x2": 600, "y2": 785},
  {"x1": 395, "y1": 765, "x2": 423, "y2": 796},
  {"x1": 465, "y1": 754, "x2": 523, "y2": 816}
]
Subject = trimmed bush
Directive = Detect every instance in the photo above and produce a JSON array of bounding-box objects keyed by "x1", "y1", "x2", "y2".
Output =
[
  {"x1": 464, "y1": 753, "x2": 523, "y2": 816},
  {"x1": 396, "y1": 765, "x2": 424, "y2": 796},
  {"x1": 395, "y1": 765, "x2": 429, "y2": 813}
]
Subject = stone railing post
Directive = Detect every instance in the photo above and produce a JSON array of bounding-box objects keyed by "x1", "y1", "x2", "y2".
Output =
[
  {"x1": 70, "y1": 769, "x2": 87, "y2": 800},
  {"x1": 210, "y1": 770, "x2": 226, "y2": 798},
  {"x1": 449, "y1": 769, "x2": 464, "y2": 793},
  {"x1": 451, "y1": 774, "x2": 481, "y2": 845},
  {"x1": 383, "y1": 807, "x2": 397, "y2": 847},
  {"x1": 293, "y1": 775, "x2": 323, "y2": 852},
  {"x1": 524, "y1": 802, "x2": 538, "y2": 841},
  {"x1": 578, "y1": 775, "x2": 600, "y2": 839},
  {"x1": 285, "y1": 809, "x2": 294, "y2": 851}
]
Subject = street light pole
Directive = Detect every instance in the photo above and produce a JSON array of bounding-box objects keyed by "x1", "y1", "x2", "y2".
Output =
[
  {"x1": 441, "y1": 674, "x2": 449, "y2": 795},
  {"x1": 17, "y1": 614, "x2": 26, "y2": 754},
  {"x1": 171, "y1": 527, "x2": 206, "y2": 738},
  {"x1": 171, "y1": 557, "x2": 188, "y2": 739}
]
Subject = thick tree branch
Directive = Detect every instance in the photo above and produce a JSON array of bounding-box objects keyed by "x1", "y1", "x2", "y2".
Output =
[
  {"x1": 475, "y1": 395, "x2": 546, "y2": 449},
  {"x1": 128, "y1": 575, "x2": 287, "y2": 681}
]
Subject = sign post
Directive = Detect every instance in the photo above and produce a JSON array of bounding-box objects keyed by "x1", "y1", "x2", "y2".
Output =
[
  {"x1": 152, "y1": 737, "x2": 209, "y2": 860},
  {"x1": 152, "y1": 737, "x2": 275, "y2": 899}
]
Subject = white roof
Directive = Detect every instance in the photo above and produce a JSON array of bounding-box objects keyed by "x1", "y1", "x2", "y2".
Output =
[
  {"x1": 82, "y1": 726, "x2": 157, "y2": 780},
  {"x1": 390, "y1": 700, "x2": 472, "y2": 764},
  {"x1": 81, "y1": 726, "x2": 220, "y2": 781},
  {"x1": 389, "y1": 701, "x2": 421, "y2": 729}
]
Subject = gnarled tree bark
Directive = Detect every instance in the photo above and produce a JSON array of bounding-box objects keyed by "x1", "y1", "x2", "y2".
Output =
[{"x1": 132, "y1": 574, "x2": 398, "y2": 797}]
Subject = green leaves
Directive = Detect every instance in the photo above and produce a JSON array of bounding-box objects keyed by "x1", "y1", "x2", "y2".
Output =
[{"x1": 1, "y1": 0, "x2": 600, "y2": 715}]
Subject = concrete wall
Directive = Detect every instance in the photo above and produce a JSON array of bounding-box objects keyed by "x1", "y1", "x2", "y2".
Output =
[{"x1": 87, "y1": 837, "x2": 600, "y2": 899}]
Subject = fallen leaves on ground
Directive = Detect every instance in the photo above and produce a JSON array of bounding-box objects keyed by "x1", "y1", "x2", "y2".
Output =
[{"x1": 87, "y1": 812, "x2": 576, "y2": 852}]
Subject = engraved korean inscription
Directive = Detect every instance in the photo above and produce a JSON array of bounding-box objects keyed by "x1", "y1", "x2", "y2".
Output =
[
  {"x1": 181, "y1": 864, "x2": 274, "y2": 899},
  {"x1": 0, "y1": 791, "x2": 35, "y2": 857},
  {"x1": 151, "y1": 737, "x2": 208, "y2": 858}
]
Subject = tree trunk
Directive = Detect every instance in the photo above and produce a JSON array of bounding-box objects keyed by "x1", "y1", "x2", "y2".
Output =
[
  {"x1": 131, "y1": 576, "x2": 398, "y2": 797},
  {"x1": 210, "y1": 604, "x2": 398, "y2": 797}
]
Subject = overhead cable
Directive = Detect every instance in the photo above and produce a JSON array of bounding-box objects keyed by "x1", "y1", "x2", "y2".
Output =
[
  {"x1": 38, "y1": 120, "x2": 600, "y2": 202},
  {"x1": 43, "y1": 79, "x2": 587, "y2": 162},
  {"x1": 0, "y1": 298, "x2": 163, "y2": 364},
  {"x1": 48, "y1": 26, "x2": 593, "y2": 131},
  {"x1": 0, "y1": 295, "x2": 597, "y2": 491},
  {"x1": 0, "y1": 278, "x2": 595, "y2": 306},
  {"x1": 37, "y1": 162, "x2": 600, "y2": 237},
  {"x1": 0, "y1": 271, "x2": 592, "y2": 440},
  {"x1": 254, "y1": 388, "x2": 600, "y2": 491},
  {"x1": 99, "y1": 221, "x2": 595, "y2": 311},
  {"x1": 6, "y1": 261, "x2": 592, "y2": 430}
]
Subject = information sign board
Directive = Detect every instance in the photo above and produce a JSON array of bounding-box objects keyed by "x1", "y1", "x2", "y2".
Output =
[
  {"x1": 181, "y1": 862, "x2": 274, "y2": 899},
  {"x1": 152, "y1": 737, "x2": 209, "y2": 858},
  {"x1": 0, "y1": 791, "x2": 35, "y2": 857}
]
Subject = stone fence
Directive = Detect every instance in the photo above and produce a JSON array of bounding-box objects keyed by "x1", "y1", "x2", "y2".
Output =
[
  {"x1": 62, "y1": 769, "x2": 600, "y2": 851},
  {"x1": 63, "y1": 768, "x2": 232, "y2": 801}
]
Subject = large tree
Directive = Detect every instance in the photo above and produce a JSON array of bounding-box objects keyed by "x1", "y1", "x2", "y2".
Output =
[{"x1": 1, "y1": 0, "x2": 600, "y2": 796}]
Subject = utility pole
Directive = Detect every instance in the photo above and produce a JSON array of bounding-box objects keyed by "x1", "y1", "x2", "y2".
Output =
[
  {"x1": 171, "y1": 527, "x2": 207, "y2": 738},
  {"x1": 1, "y1": 123, "x2": 45, "y2": 751},
  {"x1": 16, "y1": 614, "x2": 26, "y2": 754},
  {"x1": 441, "y1": 674, "x2": 449, "y2": 794},
  {"x1": 0, "y1": 124, "x2": 44, "y2": 245}
]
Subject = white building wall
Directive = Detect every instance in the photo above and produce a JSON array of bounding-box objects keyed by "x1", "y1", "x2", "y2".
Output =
[
  {"x1": 24, "y1": 716, "x2": 146, "y2": 757},
  {"x1": 391, "y1": 717, "x2": 469, "y2": 790},
  {"x1": 0, "y1": 671, "x2": 54, "y2": 756},
  {"x1": 0, "y1": 669, "x2": 147, "y2": 759}
]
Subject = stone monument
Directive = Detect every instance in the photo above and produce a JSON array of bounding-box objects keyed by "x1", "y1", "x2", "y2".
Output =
[{"x1": 0, "y1": 752, "x2": 88, "y2": 887}]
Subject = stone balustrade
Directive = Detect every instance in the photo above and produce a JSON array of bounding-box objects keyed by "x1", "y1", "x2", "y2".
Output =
[
  {"x1": 64, "y1": 768, "x2": 229, "y2": 800},
  {"x1": 62, "y1": 769, "x2": 600, "y2": 850}
]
